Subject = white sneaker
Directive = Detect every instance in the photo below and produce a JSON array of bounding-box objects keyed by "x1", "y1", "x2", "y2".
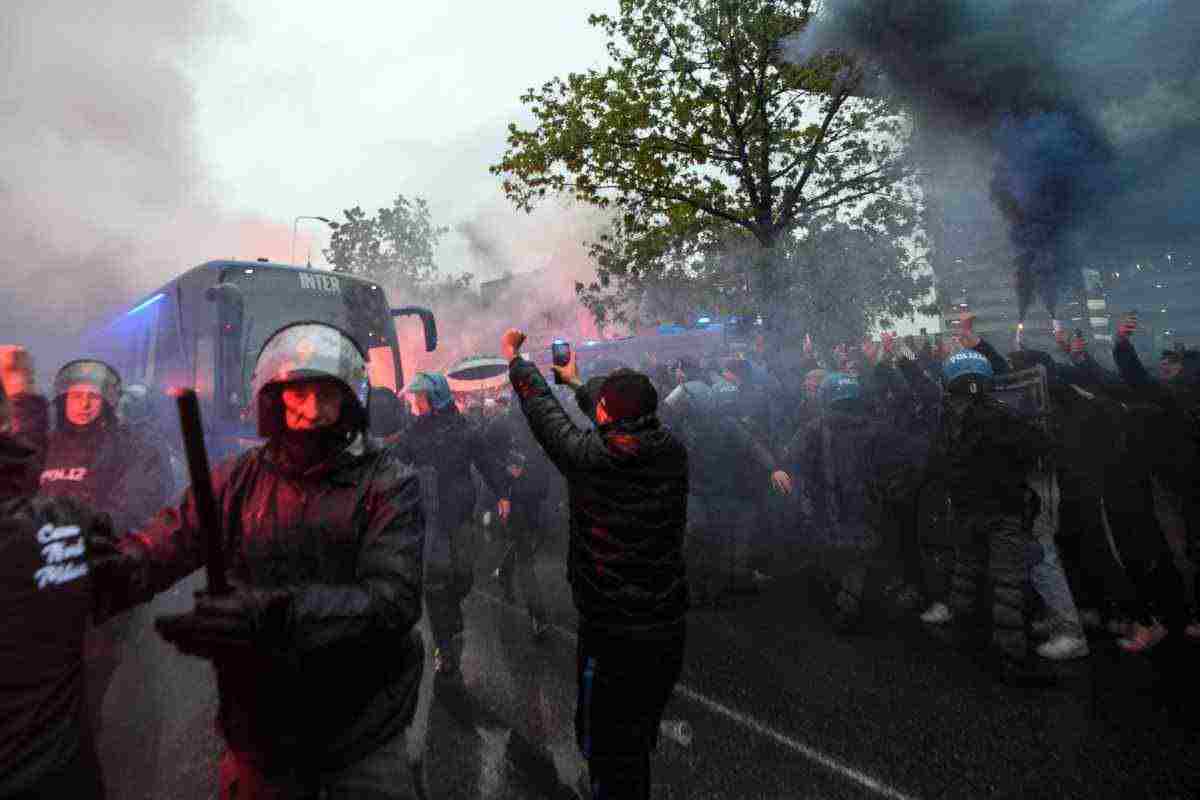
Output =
[
  {"x1": 1036, "y1": 633, "x2": 1090, "y2": 661},
  {"x1": 920, "y1": 602, "x2": 952, "y2": 624}
]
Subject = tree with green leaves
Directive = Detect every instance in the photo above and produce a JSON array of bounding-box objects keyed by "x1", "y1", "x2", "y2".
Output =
[
  {"x1": 324, "y1": 194, "x2": 462, "y2": 299},
  {"x1": 491, "y1": 0, "x2": 922, "y2": 334}
]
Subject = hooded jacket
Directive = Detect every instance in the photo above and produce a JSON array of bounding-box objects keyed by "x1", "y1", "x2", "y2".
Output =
[
  {"x1": 0, "y1": 397, "x2": 111, "y2": 796},
  {"x1": 509, "y1": 358, "x2": 688, "y2": 629},
  {"x1": 41, "y1": 408, "x2": 173, "y2": 533},
  {"x1": 107, "y1": 437, "x2": 426, "y2": 775}
]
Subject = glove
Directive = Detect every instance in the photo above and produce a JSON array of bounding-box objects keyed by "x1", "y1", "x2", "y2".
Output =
[
  {"x1": 156, "y1": 582, "x2": 293, "y2": 660},
  {"x1": 86, "y1": 522, "x2": 149, "y2": 624}
]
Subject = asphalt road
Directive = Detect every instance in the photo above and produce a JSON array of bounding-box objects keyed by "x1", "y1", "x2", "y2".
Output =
[{"x1": 96, "y1": 531, "x2": 1200, "y2": 799}]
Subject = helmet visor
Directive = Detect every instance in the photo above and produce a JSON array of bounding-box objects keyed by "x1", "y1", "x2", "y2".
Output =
[{"x1": 251, "y1": 323, "x2": 369, "y2": 411}]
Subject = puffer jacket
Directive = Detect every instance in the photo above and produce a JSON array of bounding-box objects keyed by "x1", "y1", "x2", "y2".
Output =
[
  {"x1": 1, "y1": 398, "x2": 111, "y2": 796},
  {"x1": 110, "y1": 437, "x2": 426, "y2": 775},
  {"x1": 40, "y1": 414, "x2": 173, "y2": 533},
  {"x1": 387, "y1": 406, "x2": 509, "y2": 531},
  {"x1": 510, "y1": 358, "x2": 688, "y2": 629}
]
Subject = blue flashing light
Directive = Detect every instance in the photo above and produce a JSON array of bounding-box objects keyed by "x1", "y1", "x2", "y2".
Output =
[
  {"x1": 125, "y1": 293, "x2": 165, "y2": 316},
  {"x1": 697, "y1": 317, "x2": 711, "y2": 325}
]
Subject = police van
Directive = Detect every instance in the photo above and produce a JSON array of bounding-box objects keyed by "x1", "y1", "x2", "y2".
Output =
[{"x1": 85, "y1": 259, "x2": 436, "y2": 461}]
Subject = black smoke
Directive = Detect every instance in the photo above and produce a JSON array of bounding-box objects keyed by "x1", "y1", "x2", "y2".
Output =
[
  {"x1": 791, "y1": 0, "x2": 1200, "y2": 320},
  {"x1": 0, "y1": 2, "x2": 273, "y2": 377}
]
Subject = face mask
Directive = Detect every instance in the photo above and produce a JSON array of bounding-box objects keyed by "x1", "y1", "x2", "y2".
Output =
[{"x1": 278, "y1": 425, "x2": 350, "y2": 468}]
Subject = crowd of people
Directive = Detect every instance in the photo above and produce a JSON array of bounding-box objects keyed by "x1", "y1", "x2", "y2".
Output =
[
  {"x1": 2, "y1": 305, "x2": 1197, "y2": 799},
  {"x1": 630, "y1": 312, "x2": 1199, "y2": 685}
]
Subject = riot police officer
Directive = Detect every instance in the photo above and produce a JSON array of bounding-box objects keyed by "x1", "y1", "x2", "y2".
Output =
[{"x1": 92, "y1": 323, "x2": 429, "y2": 798}]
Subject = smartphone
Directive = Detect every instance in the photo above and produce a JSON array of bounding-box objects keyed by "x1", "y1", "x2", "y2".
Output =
[{"x1": 551, "y1": 340, "x2": 571, "y2": 384}]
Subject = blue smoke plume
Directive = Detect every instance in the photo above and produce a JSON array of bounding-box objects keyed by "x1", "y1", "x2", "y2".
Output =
[{"x1": 792, "y1": 0, "x2": 1200, "y2": 319}]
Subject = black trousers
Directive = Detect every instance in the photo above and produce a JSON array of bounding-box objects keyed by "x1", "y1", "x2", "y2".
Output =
[
  {"x1": 3, "y1": 742, "x2": 105, "y2": 800},
  {"x1": 1105, "y1": 481, "x2": 1187, "y2": 626},
  {"x1": 1055, "y1": 471, "x2": 1135, "y2": 614},
  {"x1": 575, "y1": 619, "x2": 686, "y2": 800}
]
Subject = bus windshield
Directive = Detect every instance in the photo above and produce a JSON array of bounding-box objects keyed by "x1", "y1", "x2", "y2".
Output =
[{"x1": 224, "y1": 267, "x2": 400, "y2": 399}]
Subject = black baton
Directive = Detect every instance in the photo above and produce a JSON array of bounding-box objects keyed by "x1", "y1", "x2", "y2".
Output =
[{"x1": 174, "y1": 388, "x2": 230, "y2": 596}]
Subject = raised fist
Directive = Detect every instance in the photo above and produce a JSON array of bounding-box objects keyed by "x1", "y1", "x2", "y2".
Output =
[
  {"x1": 957, "y1": 312, "x2": 980, "y2": 349},
  {"x1": 861, "y1": 338, "x2": 879, "y2": 365},
  {"x1": 1117, "y1": 313, "x2": 1138, "y2": 340},
  {"x1": 0, "y1": 345, "x2": 34, "y2": 396},
  {"x1": 881, "y1": 331, "x2": 897, "y2": 354},
  {"x1": 501, "y1": 329, "x2": 527, "y2": 362}
]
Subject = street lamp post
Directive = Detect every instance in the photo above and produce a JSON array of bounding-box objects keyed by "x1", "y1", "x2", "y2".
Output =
[{"x1": 291, "y1": 216, "x2": 338, "y2": 267}]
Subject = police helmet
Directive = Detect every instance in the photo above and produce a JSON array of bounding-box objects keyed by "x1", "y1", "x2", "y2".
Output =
[
  {"x1": 662, "y1": 379, "x2": 716, "y2": 418},
  {"x1": 820, "y1": 372, "x2": 861, "y2": 405},
  {"x1": 250, "y1": 322, "x2": 370, "y2": 438},
  {"x1": 53, "y1": 359, "x2": 122, "y2": 410},
  {"x1": 942, "y1": 350, "x2": 993, "y2": 395},
  {"x1": 404, "y1": 371, "x2": 455, "y2": 412}
]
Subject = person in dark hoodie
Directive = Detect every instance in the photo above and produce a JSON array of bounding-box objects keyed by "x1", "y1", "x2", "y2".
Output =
[
  {"x1": 502, "y1": 328, "x2": 687, "y2": 800},
  {"x1": 90, "y1": 323, "x2": 429, "y2": 799},
  {"x1": 1, "y1": 345, "x2": 117, "y2": 800},
  {"x1": 389, "y1": 370, "x2": 511, "y2": 675}
]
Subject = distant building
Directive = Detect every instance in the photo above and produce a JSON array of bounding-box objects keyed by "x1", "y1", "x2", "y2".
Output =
[{"x1": 1100, "y1": 249, "x2": 1200, "y2": 357}]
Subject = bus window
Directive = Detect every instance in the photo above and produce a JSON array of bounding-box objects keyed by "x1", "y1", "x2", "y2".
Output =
[
  {"x1": 195, "y1": 334, "x2": 215, "y2": 401},
  {"x1": 154, "y1": 294, "x2": 188, "y2": 390},
  {"x1": 367, "y1": 345, "x2": 398, "y2": 393}
]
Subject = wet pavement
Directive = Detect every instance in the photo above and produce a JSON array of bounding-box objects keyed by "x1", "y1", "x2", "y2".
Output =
[{"x1": 97, "y1": 531, "x2": 1200, "y2": 799}]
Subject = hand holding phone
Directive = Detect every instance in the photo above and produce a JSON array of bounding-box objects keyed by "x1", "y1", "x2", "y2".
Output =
[{"x1": 552, "y1": 340, "x2": 571, "y2": 385}]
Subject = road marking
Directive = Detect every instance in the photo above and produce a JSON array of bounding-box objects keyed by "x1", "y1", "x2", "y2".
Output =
[{"x1": 473, "y1": 590, "x2": 921, "y2": 800}]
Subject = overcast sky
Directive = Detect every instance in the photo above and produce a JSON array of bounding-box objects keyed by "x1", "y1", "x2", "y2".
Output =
[{"x1": 185, "y1": 0, "x2": 612, "y2": 275}]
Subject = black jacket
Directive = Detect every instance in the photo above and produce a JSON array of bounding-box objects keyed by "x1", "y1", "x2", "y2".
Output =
[
  {"x1": 109, "y1": 437, "x2": 425, "y2": 774},
  {"x1": 40, "y1": 415, "x2": 173, "y2": 533},
  {"x1": 387, "y1": 405, "x2": 509, "y2": 531},
  {"x1": 1, "y1": 400, "x2": 111, "y2": 796},
  {"x1": 929, "y1": 394, "x2": 1053, "y2": 515},
  {"x1": 510, "y1": 358, "x2": 688, "y2": 629},
  {"x1": 1112, "y1": 338, "x2": 1200, "y2": 500}
]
